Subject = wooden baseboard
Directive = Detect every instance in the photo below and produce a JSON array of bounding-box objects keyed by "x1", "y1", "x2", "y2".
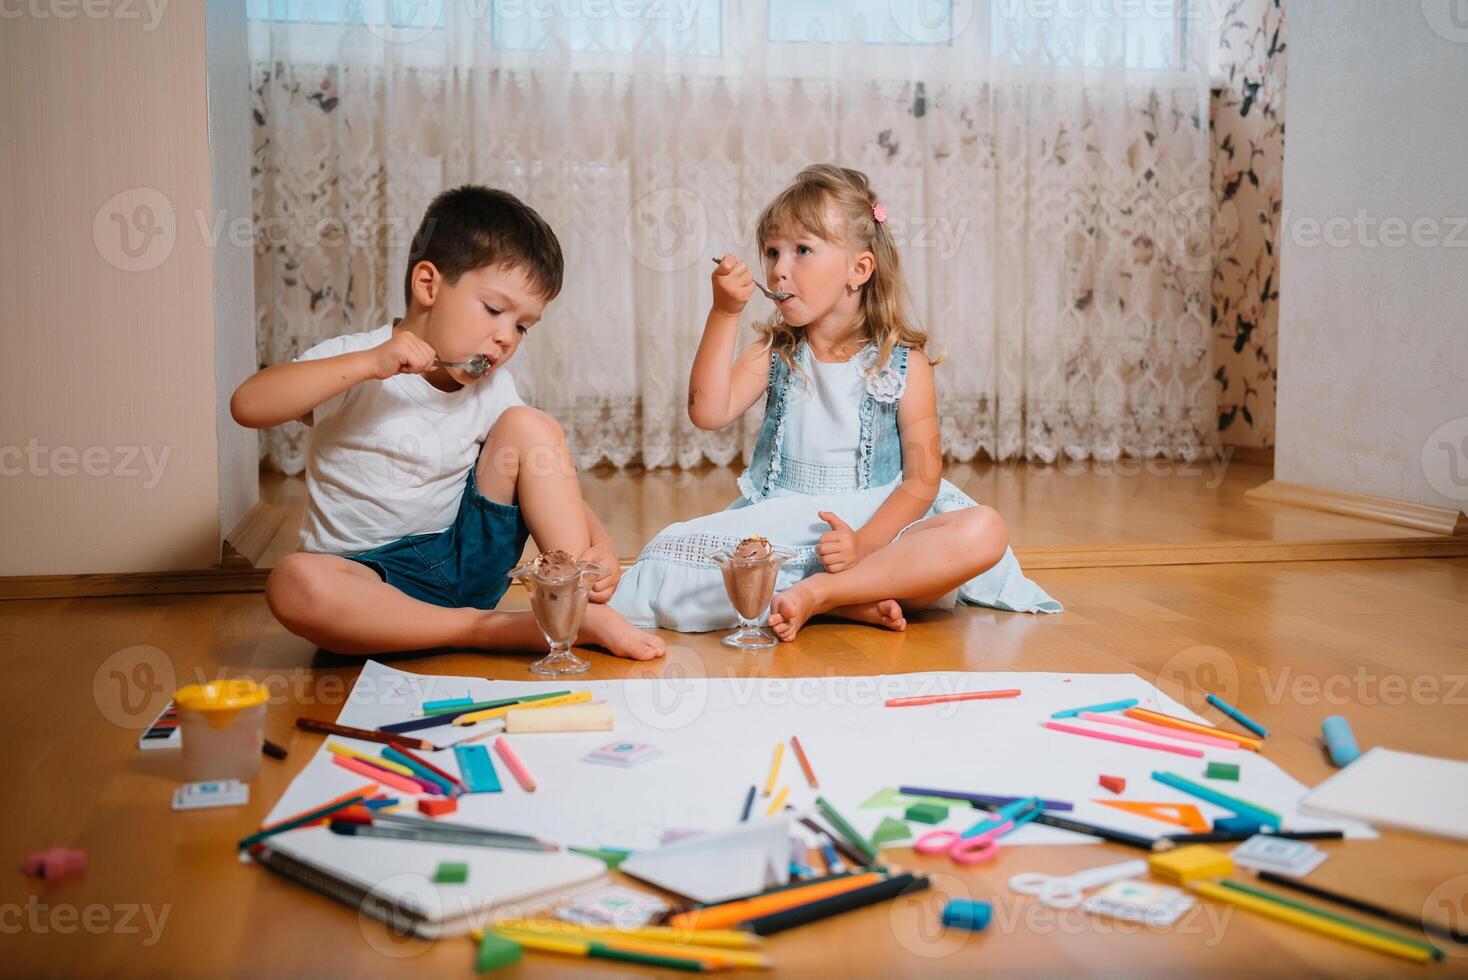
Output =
[
  {"x1": 6, "y1": 536, "x2": 1468, "y2": 600},
  {"x1": 1244, "y1": 480, "x2": 1468, "y2": 536},
  {"x1": 220, "y1": 499, "x2": 287, "y2": 568}
]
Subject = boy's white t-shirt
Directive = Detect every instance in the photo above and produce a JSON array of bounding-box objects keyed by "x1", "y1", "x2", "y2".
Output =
[{"x1": 294, "y1": 323, "x2": 524, "y2": 555}]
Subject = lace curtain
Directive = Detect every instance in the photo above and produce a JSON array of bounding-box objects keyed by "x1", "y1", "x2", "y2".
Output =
[{"x1": 249, "y1": 1, "x2": 1216, "y2": 474}]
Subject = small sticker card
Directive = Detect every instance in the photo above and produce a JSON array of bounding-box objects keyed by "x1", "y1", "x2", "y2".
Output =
[
  {"x1": 1083, "y1": 879, "x2": 1195, "y2": 927},
  {"x1": 583, "y1": 742, "x2": 661, "y2": 768},
  {"x1": 172, "y1": 779, "x2": 249, "y2": 811},
  {"x1": 557, "y1": 885, "x2": 670, "y2": 928},
  {"x1": 1230, "y1": 835, "x2": 1327, "y2": 877}
]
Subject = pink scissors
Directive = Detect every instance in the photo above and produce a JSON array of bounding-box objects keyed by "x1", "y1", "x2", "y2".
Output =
[{"x1": 913, "y1": 796, "x2": 1044, "y2": 865}]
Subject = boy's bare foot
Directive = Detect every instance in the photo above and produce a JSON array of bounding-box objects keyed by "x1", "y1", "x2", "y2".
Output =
[
  {"x1": 828, "y1": 599, "x2": 907, "y2": 632},
  {"x1": 579, "y1": 603, "x2": 666, "y2": 661}
]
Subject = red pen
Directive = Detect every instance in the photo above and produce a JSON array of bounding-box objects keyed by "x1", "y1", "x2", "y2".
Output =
[{"x1": 885, "y1": 689, "x2": 1022, "y2": 708}]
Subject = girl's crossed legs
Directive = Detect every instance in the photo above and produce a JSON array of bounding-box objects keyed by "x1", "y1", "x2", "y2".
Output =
[{"x1": 767, "y1": 506, "x2": 1008, "y2": 641}]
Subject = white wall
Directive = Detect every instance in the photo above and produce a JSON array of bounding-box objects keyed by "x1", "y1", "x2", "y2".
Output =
[
  {"x1": 1275, "y1": 0, "x2": 1468, "y2": 511},
  {"x1": 0, "y1": 1, "x2": 257, "y2": 576}
]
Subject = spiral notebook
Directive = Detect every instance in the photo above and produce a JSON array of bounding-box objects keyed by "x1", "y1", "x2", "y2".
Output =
[{"x1": 252, "y1": 827, "x2": 607, "y2": 938}]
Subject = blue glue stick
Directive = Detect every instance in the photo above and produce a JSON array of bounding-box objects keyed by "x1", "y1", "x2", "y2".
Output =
[{"x1": 1322, "y1": 715, "x2": 1360, "y2": 767}]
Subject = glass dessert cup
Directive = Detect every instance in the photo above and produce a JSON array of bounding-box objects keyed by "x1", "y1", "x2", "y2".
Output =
[
  {"x1": 509, "y1": 555, "x2": 607, "y2": 676},
  {"x1": 709, "y1": 542, "x2": 793, "y2": 650}
]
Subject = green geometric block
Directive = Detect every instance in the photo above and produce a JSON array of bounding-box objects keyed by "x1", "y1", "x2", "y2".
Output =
[
  {"x1": 434, "y1": 861, "x2": 469, "y2": 884},
  {"x1": 476, "y1": 932, "x2": 523, "y2": 972},
  {"x1": 871, "y1": 817, "x2": 913, "y2": 845},
  {"x1": 905, "y1": 803, "x2": 949, "y2": 824},
  {"x1": 1206, "y1": 761, "x2": 1241, "y2": 781}
]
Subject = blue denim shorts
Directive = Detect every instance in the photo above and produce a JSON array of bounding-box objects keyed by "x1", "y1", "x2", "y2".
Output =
[{"x1": 343, "y1": 462, "x2": 529, "y2": 610}]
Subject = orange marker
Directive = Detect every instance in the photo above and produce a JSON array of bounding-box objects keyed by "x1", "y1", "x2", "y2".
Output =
[
  {"x1": 791, "y1": 736, "x2": 819, "y2": 789},
  {"x1": 669, "y1": 872, "x2": 883, "y2": 931},
  {"x1": 495, "y1": 736, "x2": 537, "y2": 792},
  {"x1": 1124, "y1": 708, "x2": 1262, "y2": 751},
  {"x1": 885, "y1": 689, "x2": 1021, "y2": 708}
]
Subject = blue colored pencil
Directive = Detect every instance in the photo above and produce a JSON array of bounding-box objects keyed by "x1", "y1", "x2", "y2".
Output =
[
  {"x1": 1152, "y1": 770, "x2": 1281, "y2": 828},
  {"x1": 740, "y1": 784, "x2": 756, "y2": 822},
  {"x1": 1050, "y1": 697, "x2": 1139, "y2": 719},
  {"x1": 1205, "y1": 693, "x2": 1270, "y2": 738}
]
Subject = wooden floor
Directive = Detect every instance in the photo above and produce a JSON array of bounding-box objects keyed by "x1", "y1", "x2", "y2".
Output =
[
  {"x1": 4, "y1": 536, "x2": 1468, "y2": 973},
  {"x1": 259, "y1": 456, "x2": 1462, "y2": 570}
]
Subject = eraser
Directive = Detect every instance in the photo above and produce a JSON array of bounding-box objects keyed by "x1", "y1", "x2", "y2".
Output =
[
  {"x1": 419, "y1": 797, "x2": 458, "y2": 817},
  {"x1": 941, "y1": 898, "x2": 992, "y2": 932},
  {"x1": 506, "y1": 701, "x2": 614, "y2": 733},
  {"x1": 1148, "y1": 845, "x2": 1233, "y2": 885},
  {"x1": 1099, "y1": 774, "x2": 1126, "y2": 794},
  {"x1": 1205, "y1": 762, "x2": 1240, "y2": 781},
  {"x1": 1322, "y1": 715, "x2": 1360, "y2": 767},
  {"x1": 1213, "y1": 816, "x2": 1263, "y2": 835},
  {"x1": 476, "y1": 931, "x2": 523, "y2": 972},
  {"x1": 435, "y1": 861, "x2": 469, "y2": 884},
  {"x1": 23, "y1": 846, "x2": 87, "y2": 880},
  {"x1": 905, "y1": 803, "x2": 949, "y2": 824}
]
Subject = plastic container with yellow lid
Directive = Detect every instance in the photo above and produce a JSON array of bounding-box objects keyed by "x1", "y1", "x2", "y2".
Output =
[{"x1": 174, "y1": 679, "x2": 268, "y2": 782}]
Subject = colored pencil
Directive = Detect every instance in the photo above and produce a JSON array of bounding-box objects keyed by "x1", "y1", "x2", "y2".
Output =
[
  {"x1": 456, "y1": 691, "x2": 591, "y2": 726},
  {"x1": 494, "y1": 736, "x2": 537, "y2": 792},
  {"x1": 238, "y1": 785, "x2": 376, "y2": 849},
  {"x1": 897, "y1": 786, "x2": 1074, "y2": 812},
  {"x1": 884, "y1": 688, "x2": 1020, "y2": 708},
  {"x1": 762, "y1": 742, "x2": 784, "y2": 797},
  {"x1": 422, "y1": 691, "x2": 570, "y2": 717},
  {"x1": 924, "y1": 790, "x2": 1156, "y2": 849},
  {"x1": 1081, "y1": 712, "x2": 1241, "y2": 749},
  {"x1": 488, "y1": 930, "x2": 717, "y2": 972},
  {"x1": 765, "y1": 786, "x2": 790, "y2": 817},
  {"x1": 325, "y1": 741, "x2": 418, "y2": 778},
  {"x1": 486, "y1": 921, "x2": 764, "y2": 949},
  {"x1": 329, "y1": 821, "x2": 557, "y2": 853},
  {"x1": 1256, "y1": 872, "x2": 1466, "y2": 946},
  {"x1": 295, "y1": 716, "x2": 433, "y2": 751},
  {"x1": 1042, "y1": 720, "x2": 1204, "y2": 757},
  {"x1": 797, "y1": 817, "x2": 868, "y2": 867},
  {"x1": 331, "y1": 753, "x2": 436, "y2": 795},
  {"x1": 814, "y1": 796, "x2": 878, "y2": 864},
  {"x1": 669, "y1": 873, "x2": 882, "y2": 931},
  {"x1": 1151, "y1": 770, "x2": 1281, "y2": 827},
  {"x1": 1157, "y1": 830, "x2": 1344, "y2": 848},
  {"x1": 1050, "y1": 697, "x2": 1139, "y2": 719},
  {"x1": 1124, "y1": 708, "x2": 1262, "y2": 750},
  {"x1": 744, "y1": 873, "x2": 928, "y2": 936},
  {"x1": 1196, "y1": 879, "x2": 1436, "y2": 962},
  {"x1": 790, "y1": 736, "x2": 819, "y2": 788},
  {"x1": 492, "y1": 927, "x2": 770, "y2": 969},
  {"x1": 740, "y1": 785, "x2": 756, "y2": 822},
  {"x1": 1219, "y1": 879, "x2": 1441, "y2": 959},
  {"x1": 383, "y1": 744, "x2": 466, "y2": 793},
  {"x1": 1206, "y1": 692, "x2": 1271, "y2": 738}
]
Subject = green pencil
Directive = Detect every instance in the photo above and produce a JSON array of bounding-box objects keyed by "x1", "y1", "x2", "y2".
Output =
[{"x1": 815, "y1": 795, "x2": 878, "y2": 864}]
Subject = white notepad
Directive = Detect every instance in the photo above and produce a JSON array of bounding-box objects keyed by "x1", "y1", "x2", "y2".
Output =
[
  {"x1": 253, "y1": 828, "x2": 606, "y2": 938},
  {"x1": 1300, "y1": 747, "x2": 1468, "y2": 842}
]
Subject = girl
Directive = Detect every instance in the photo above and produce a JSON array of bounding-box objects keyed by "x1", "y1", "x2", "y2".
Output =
[{"x1": 611, "y1": 165, "x2": 1060, "y2": 640}]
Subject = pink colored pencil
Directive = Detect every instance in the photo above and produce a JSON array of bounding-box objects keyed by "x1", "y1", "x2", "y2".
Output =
[
  {"x1": 885, "y1": 688, "x2": 1021, "y2": 708},
  {"x1": 494, "y1": 736, "x2": 537, "y2": 792},
  {"x1": 332, "y1": 753, "x2": 428, "y2": 794},
  {"x1": 1042, "y1": 720, "x2": 1204, "y2": 758},
  {"x1": 1080, "y1": 712, "x2": 1240, "y2": 750}
]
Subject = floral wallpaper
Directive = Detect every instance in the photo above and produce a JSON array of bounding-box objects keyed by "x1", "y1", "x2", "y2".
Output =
[{"x1": 1211, "y1": 0, "x2": 1287, "y2": 449}]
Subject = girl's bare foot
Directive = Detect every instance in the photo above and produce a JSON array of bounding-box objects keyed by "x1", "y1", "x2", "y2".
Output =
[
  {"x1": 767, "y1": 581, "x2": 826, "y2": 642},
  {"x1": 828, "y1": 599, "x2": 907, "y2": 632},
  {"x1": 580, "y1": 604, "x2": 666, "y2": 660}
]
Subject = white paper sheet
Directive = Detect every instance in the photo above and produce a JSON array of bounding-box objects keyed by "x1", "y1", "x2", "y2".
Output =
[{"x1": 265, "y1": 662, "x2": 1373, "y2": 851}]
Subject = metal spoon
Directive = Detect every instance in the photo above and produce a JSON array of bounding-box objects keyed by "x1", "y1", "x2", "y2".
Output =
[
  {"x1": 711, "y1": 256, "x2": 792, "y2": 302},
  {"x1": 434, "y1": 354, "x2": 491, "y2": 378}
]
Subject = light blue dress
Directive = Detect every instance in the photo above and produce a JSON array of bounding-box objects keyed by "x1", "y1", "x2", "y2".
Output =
[{"x1": 610, "y1": 342, "x2": 1062, "y2": 631}]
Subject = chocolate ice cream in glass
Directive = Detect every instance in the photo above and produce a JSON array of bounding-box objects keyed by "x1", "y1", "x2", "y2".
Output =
[
  {"x1": 709, "y1": 536, "x2": 793, "y2": 649},
  {"x1": 509, "y1": 549, "x2": 607, "y2": 675}
]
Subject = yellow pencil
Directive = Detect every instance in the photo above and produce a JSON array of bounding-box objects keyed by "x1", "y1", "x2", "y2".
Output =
[
  {"x1": 454, "y1": 690, "x2": 591, "y2": 726},
  {"x1": 762, "y1": 742, "x2": 784, "y2": 797},
  {"x1": 484, "y1": 920, "x2": 762, "y2": 949},
  {"x1": 488, "y1": 929, "x2": 733, "y2": 970},
  {"x1": 1191, "y1": 880, "x2": 1434, "y2": 963},
  {"x1": 324, "y1": 742, "x2": 416, "y2": 777},
  {"x1": 494, "y1": 928, "x2": 768, "y2": 969},
  {"x1": 765, "y1": 786, "x2": 790, "y2": 816}
]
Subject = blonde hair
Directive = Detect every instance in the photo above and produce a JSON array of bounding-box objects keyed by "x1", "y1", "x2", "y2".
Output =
[{"x1": 753, "y1": 164, "x2": 938, "y2": 380}]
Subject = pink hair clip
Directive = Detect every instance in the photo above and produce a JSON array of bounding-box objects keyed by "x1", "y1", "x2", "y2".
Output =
[{"x1": 872, "y1": 203, "x2": 888, "y2": 223}]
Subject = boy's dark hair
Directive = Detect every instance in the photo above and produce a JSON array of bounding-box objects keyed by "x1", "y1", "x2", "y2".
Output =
[{"x1": 403, "y1": 186, "x2": 563, "y2": 308}]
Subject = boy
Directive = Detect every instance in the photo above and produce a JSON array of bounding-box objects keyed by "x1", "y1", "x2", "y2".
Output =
[{"x1": 232, "y1": 186, "x2": 665, "y2": 661}]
